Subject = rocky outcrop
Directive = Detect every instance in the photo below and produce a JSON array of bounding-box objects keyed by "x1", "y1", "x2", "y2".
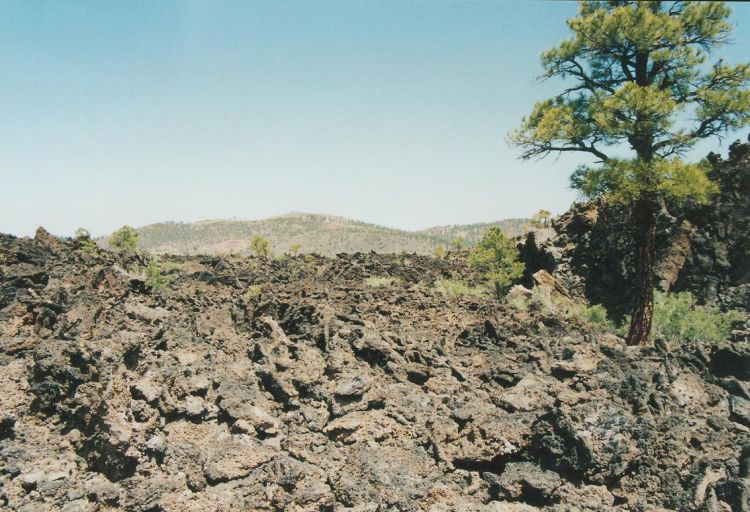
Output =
[
  {"x1": 522, "y1": 138, "x2": 750, "y2": 318},
  {"x1": 1, "y1": 231, "x2": 749, "y2": 510}
]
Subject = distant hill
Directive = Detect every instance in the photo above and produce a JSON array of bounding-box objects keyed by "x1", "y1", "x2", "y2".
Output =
[
  {"x1": 417, "y1": 219, "x2": 529, "y2": 247},
  {"x1": 106, "y1": 212, "x2": 535, "y2": 256}
]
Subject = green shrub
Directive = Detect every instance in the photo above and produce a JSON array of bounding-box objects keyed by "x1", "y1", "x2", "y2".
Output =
[
  {"x1": 468, "y1": 227, "x2": 524, "y2": 295},
  {"x1": 145, "y1": 259, "x2": 173, "y2": 294},
  {"x1": 639, "y1": 291, "x2": 745, "y2": 343},
  {"x1": 364, "y1": 276, "x2": 397, "y2": 288},
  {"x1": 574, "y1": 303, "x2": 616, "y2": 332},
  {"x1": 507, "y1": 285, "x2": 558, "y2": 317},
  {"x1": 434, "y1": 278, "x2": 486, "y2": 299},
  {"x1": 288, "y1": 243, "x2": 302, "y2": 256},
  {"x1": 73, "y1": 227, "x2": 98, "y2": 256},
  {"x1": 507, "y1": 292, "x2": 531, "y2": 312},
  {"x1": 508, "y1": 289, "x2": 743, "y2": 342},
  {"x1": 451, "y1": 237, "x2": 466, "y2": 251},
  {"x1": 395, "y1": 252, "x2": 411, "y2": 267},
  {"x1": 433, "y1": 246, "x2": 447, "y2": 259},
  {"x1": 79, "y1": 239, "x2": 99, "y2": 256},
  {"x1": 530, "y1": 209, "x2": 552, "y2": 229},
  {"x1": 109, "y1": 225, "x2": 139, "y2": 253},
  {"x1": 506, "y1": 286, "x2": 615, "y2": 333},
  {"x1": 74, "y1": 227, "x2": 91, "y2": 239},
  {"x1": 250, "y1": 236, "x2": 270, "y2": 258},
  {"x1": 244, "y1": 285, "x2": 262, "y2": 301}
]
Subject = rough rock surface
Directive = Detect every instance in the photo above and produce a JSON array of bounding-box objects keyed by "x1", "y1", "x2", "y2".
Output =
[
  {"x1": 521, "y1": 138, "x2": 750, "y2": 318},
  {"x1": 1, "y1": 230, "x2": 749, "y2": 511}
]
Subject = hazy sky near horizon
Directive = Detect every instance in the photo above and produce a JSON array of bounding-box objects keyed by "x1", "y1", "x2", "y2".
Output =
[{"x1": 3, "y1": 1, "x2": 750, "y2": 237}]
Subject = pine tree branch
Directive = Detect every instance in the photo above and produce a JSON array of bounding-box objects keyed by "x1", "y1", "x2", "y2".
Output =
[{"x1": 521, "y1": 141, "x2": 610, "y2": 162}]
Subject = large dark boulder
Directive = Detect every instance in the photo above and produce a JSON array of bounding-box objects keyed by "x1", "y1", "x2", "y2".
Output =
[{"x1": 523, "y1": 138, "x2": 750, "y2": 318}]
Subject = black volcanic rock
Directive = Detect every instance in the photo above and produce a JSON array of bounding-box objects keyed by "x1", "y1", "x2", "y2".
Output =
[
  {"x1": 522, "y1": 138, "x2": 750, "y2": 319},
  {"x1": 0, "y1": 220, "x2": 748, "y2": 511}
]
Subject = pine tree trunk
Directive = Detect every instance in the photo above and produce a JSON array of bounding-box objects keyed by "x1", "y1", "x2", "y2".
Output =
[{"x1": 626, "y1": 199, "x2": 657, "y2": 346}]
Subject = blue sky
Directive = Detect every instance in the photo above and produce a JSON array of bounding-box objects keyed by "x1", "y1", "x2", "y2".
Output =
[{"x1": 2, "y1": 1, "x2": 750, "y2": 236}]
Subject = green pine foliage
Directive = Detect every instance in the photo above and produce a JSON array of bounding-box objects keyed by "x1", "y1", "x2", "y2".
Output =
[
  {"x1": 109, "y1": 226, "x2": 139, "y2": 253},
  {"x1": 144, "y1": 259, "x2": 175, "y2": 295},
  {"x1": 468, "y1": 227, "x2": 524, "y2": 294},
  {"x1": 512, "y1": 1, "x2": 750, "y2": 206}
]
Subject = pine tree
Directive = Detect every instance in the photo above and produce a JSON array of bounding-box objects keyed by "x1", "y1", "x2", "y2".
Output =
[
  {"x1": 250, "y1": 236, "x2": 271, "y2": 259},
  {"x1": 109, "y1": 226, "x2": 139, "y2": 253},
  {"x1": 469, "y1": 227, "x2": 524, "y2": 298},
  {"x1": 512, "y1": 1, "x2": 750, "y2": 345},
  {"x1": 531, "y1": 209, "x2": 552, "y2": 228}
]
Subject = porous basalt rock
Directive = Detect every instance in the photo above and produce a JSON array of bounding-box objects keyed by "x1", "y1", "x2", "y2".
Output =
[{"x1": 0, "y1": 230, "x2": 748, "y2": 511}]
